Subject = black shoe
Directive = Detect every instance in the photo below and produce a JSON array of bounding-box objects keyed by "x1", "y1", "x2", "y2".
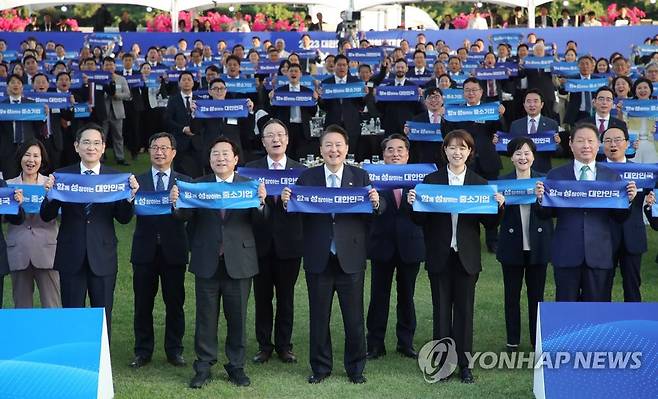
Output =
[
  {"x1": 506, "y1": 344, "x2": 519, "y2": 354},
  {"x1": 308, "y1": 373, "x2": 330, "y2": 384},
  {"x1": 348, "y1": 374, "x2": 367, "y2": 384},
  {"x1": 117, "y1": 159, "x2": 131, "y2": 166},
  {"x1": 189, "y1": 370, "x2": 211, "y2": 389},
  {"x1": 460, "y1": 367, "x2": 475, "y2": 384},
  {"x1": 366, "y1": 346, "x2": 386, "y2": 360},
  {"x1": 486, "y1": 242, "x2": 498, "y2": 253},
  {"x1": 277, "y1": 350, "x2": 297, "y2": 363},
  {"x1": 167, "y1": 354, "x2": 186, "y2": 367},
  {"x1": 226, "y1": 367, "x2": 251, "y2": 387},
  {"x1": 396, "y1": 346, "x2": 418, "y2": 359},
  {"x1": 129, "y1": 355, "x2": 151, "y2": 369},
  {"x1": 252, "y1": 350, "x2": 272, "y2": 364}
]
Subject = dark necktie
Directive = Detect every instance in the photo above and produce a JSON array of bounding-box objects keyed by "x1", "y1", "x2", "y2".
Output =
[
  {"x1": 185, "y1": 96, "x2": 191, "y2": 114},
  {"x1": 84, "y1": 170, "x2": 94, "y2": 216},
  {"x1": 156, "y1": 171, "x2": 165, "y2": 191}
]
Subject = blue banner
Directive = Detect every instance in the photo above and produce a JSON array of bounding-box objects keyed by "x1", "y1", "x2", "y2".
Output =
[
  {"x1": 257, "y1": 61, "x2": 280, "y2": 74},
  {"x1": 620, "y1": 99, "x2": 658, "y2": 118},
  {"x1": 86, "y1": 32, "x2": 121, "y2": 46},
  {"x1": 236, "y1": 167, "x2": 304, "y2": 194},
  {"x1": 47, "y1": 173, "x2": 132, "y2": 203},
  {"x1": 362, "y1": 163, "x2": 438, "y2": 190},
  {"x1": 496, "y1": 131, "x2": 557, "y2": 152},
  {"x1": 495, "y1": 62, "x2": 519, "y2": 77},
  {"x1": 23, "y1": 91, "x2": 71, "y2": 109},
  {"x1": 193, "y1": 89, "x2": 210, "y2": 99},
  {"x1": 321, "y1": 81, "x2": 366, "y2": 99},
  {"x1": 73, "y1": 104, "x2": 91, "y2": 118},
  {"x1": 176, "y1": 180, "x2": 260, "y2": 209},
  {"x1": 271, "y1": 75, "x2": 315, "y2": 88},
  {"x1": 564, "y1": 78, "x2": 609, "y2": 93},
  {"x1": 451, "y1": 74, "x2": 468, "y2": 86},
  {"x1": 602, "y1": 162, "x2": 658, "y2": 189},
  {"x1": 406, "y1": 121, "x2": 443, "y2": 142},
  {"x1": 7, "y1": 184, "x2": 45, "y2": 214},
  {"x1": 271, "y1": 90, "x2": 316, "y2": 107},
  {"x1": 0, "y1": 187, "x2": 19, "y2": 215},
  {"x1": 634, "y1": 44, "x2": 658, "y2": 55},
  {"x1": 493, "y1": 178, "x2": 542, "y2": 205},
  {"x1": 83, "y1": 70, "x2": 112, "y2": 85},
  {"x1": 287, "y1": 185, "x2": 373, "y2": 214},
  {"x1": 523, "y1": 56, "x2": 555, "y2": 69},
  {"x1": 490, "y1": 32, "x2": 524, "y2": 45},
  {"x1": 125, "y1": 75, "x2": 144, "y2": 88},
  {"x1": 474, "y1": 67, "x2": 509, "y2": 80},
  {"x1": 295, "y1": 49, "x2": 318, "y2": 59},
  {"x1": 0, "y1": 103, "x2": 46, "y2": 121},
  {"x1": 194, "y1": 99, "x2": 249, "y2": 118},
  {"x1": 134, "y1": 190, "x2": 172, "y2": 216},
  {"x1": 551, "y1": 61, "x2": 580, "y2": 77},
  {"x1": 225, "y1": 77, "x2": 257, "y2": 94},
  {"x1": 412, "y1": 183, "x2": 498, "y2": 214},
  {"x1": 542, "y1": 179, "x2": 629, "y2": 209},
  {"x1": 442, "y1": 88, "x2": 465, "y2": 105},
  {"x1": 375, "y1": 85, "x2": 419, "y2": 102},
  {"x1": 346, "y1": 48, "x2": 383, "y2": 64},
  {"x1": 444, "y1": 102, "x2": 500, "y2": 122}
]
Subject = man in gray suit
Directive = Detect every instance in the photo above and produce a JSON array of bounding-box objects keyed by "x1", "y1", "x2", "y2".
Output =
[
  {"x1": 171, "y1": 137, "x2": 267, "y2": 389},
  {"x1": 101, "y1": 56, "x2": 131, "y2": 165}
]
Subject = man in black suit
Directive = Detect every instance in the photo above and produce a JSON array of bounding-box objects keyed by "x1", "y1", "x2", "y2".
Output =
[
  {"x1": 318, "y1": 55, "x2": 365, "y2": 154},
  {"x1": 562, "y1": 55, "x2": 597, "y2": 126},
  {"x1": 519, "y1": 42, "x2": 558, "y2": 121},
  {"x1": 376, "y1": 59, "x2": 424, "y2": 136},
  {"x1": 535, "y1": 6, "x2": 554, "y2": 28},
  {"x1": 165, "y1": 71, "x2": 204, "y2": 178},
  {"x1": 266, "y1": 63, "x2": 319, "y2": 161},
  {"x1": 281, "y1": 125, "x2": 383, "y2": 385},
  {"x1": 40, "y1": 123, "x2": 139, "y2": 338},
  {"x1": 247, "y1": 119, "x2": 306, "y2": 364},
  {"x1": 557, "y1": 8, "x2": 573, "y2": 27},
  {"x1": 579, "y1": 87, "x2": 628, "y2": 134},
  {"x1": 121, "y1": 53, "x2": 144, "y2": 160},
  {"x1": 366, "y1": 134, "x2": 423, "y2": 360},
  {"x1": 0, "y1": 74, "x2": 42, "y2": 179},
  {"x1": 441, "y1": 77, "x2": 505, "y2": 252},
  {"x1": 129, "y1": 132, "x2": 189, "y2": 369},
  {"x1": 408, "y1": 87, "x2": 445, "y2": 165},
  {"x1": 79, "y1": 57, "x2": 109, "y2": 128},
  {"x1": 171, "y1": 137, "x2": 267, "y2": 389}
]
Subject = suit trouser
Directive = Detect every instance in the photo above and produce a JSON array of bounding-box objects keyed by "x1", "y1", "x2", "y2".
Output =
[
  {"x1": 501, "y1": 256, "x2": 547, "y2": 347},
  {"x1": 428, "y1": 249, "x2": 478, "y2": 368},
  {"x1": 193, "y1": 258, "x2": 251, "y2": 374},
  {"x1": 554, "y1": 264, "x2": 611, "y2": 302},
  {"x1": 306, "y1": 255, "x2": 366, "y2": 377},
  {"x1": 366, "y1": 253, "x2": 420, "y2": 350},
  {"x1": 123, "y1": 106, "x2": 142, "y2": 157},
  {"x1": 606, "y1": 246, "x2": 642, "y2": 302},
  {"x1": 59, "y1": 256, "x2": 117, "y2": 339},
  {"x1": 253, "y1": 251, "x2": 301, "y2": 353},
  {"x1": 11, "y1": 264, "x2": 61, "y2": 308},
  {"x1": 102, "y1": 115, "x2": 125, "y2": 161},
  {"x1": 132, "y1": 246, "x2": 186, "y2": 359}
]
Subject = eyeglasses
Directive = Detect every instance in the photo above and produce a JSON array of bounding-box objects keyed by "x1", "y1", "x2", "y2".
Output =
[
  {"x1": 603, "y1": 138, "x2": 626, "y2": 144},
  {"x1": 209, "y1": 87, "x2": 227, "y2": 92},
  {"x1": 463, "y1": 88, "x2": 482, "y2": 94},
  {"x1": 79, "y1": 140, "x2": 103, "y2": 147},
  {"x1": 149, "y1": 145, "x2": 172, "y2": 152},
  {"x1": 596, "y1": 97, "x2": 614, "y2": 103}
]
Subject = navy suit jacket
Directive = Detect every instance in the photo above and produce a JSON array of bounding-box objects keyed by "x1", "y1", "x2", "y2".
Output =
[
  {"x1": 368, "y1": 187, "x2": 425, "y2": 264},
  {"x1": 376, "y1": 80, "x2": 424, "y2": 136},
  {"x1": 495, "y1": 170, "x2": 554, "y2": 265},
  {"x1": 318, "y1": 75, "x2": 364, "y2": 140},
  {"x1": 40, "y1": 164, "x2": 134, "y2": 276},
  {"x1": 294, "y1": 164, "x2": 384, "y2": 274},
  {"x1": 539, "y1": 162, "x2": 630, "y2": 269},
  {"x1": 509, "y1": 116, "x2": 561, "y2": 173},
  {"x1": 165, "y1": 93, "x2": 195, "y2": 152},
  {"x1": 130, "y1": 170, "x2": 190, "y2": 265}
]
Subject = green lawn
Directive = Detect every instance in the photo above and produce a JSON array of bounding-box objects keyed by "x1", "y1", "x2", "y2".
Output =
[{"x1": 3, "y1": 154, "x2": 658, "y2": 398}]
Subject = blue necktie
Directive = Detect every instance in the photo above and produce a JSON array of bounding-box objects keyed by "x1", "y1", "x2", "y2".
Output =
[
  {"x1": 84, "y1": 170, "x2": 94, "y2": 216},
  {"x1": 329, "y1": 174, "x2": 338, "y2": 255},
  {"x1": 156, "y1": 171, "x2": 165, "y2": 191}
]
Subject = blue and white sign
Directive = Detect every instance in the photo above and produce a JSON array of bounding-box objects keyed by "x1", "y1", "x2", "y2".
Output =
[
  {"x1": 48, "y1": 173, "x2": 132, "y2": 203},
  {"x1": 7, "y1": 184, "x2": 45, "y2": 214},
  {"x1": 194, "y1": 99, "x2": 249, "y2": 118},
  {"x1": 236, "y1": 167, "x2": 304, "y2": 194},
  {"x1": 0, "y1": 103, "x2": 47, "y2": 121},
  {"x1": 444, "y1": 102, "x2": 500, "y2": 122},
  {"x1": 474, "y1": 67, "x2": 509, "y2": 80},
  {"x1": 564, "y1": 78, "x2": 609, "y2": 93},
  {"x1": 493, "y1": 178, "x2": 542, "y2": 205},
  {"x1": 541, "y1": 179, "x2": 629, "y2": 209},
  {"x1": 442, "y1": 88, "x2": 465, "y2": 105},
  {"x1": 134, "y1": 190, "x2": 172, "y2": 216},
  {"x1": 375, "y1": 85, "x2": 419, "y2": 102},
  {"x1": 523, "y1": 56, "x2": 555, "y2": 69},
  {"x1": 271, "y1": 90, "x2": 316, "y2": 107},
  {"x1": 321, "y1": 82, "x2": 365, "y2": 99},
  {"x1": 0, "y1": 187, "x2": 19, "y2": 215},
  {"x1": 287, "y1": 185, "x2": 373, "y2": 214},
  {"x1": 602, "y1": 162, "x2": 658, "y2": 189},
  {"x1": 225, "y1": 77, "x2": 258, "y2": 94},
  {"x1": 412, "y1": 184, "x2": 498, "y2": 214},
  {"x1": 176, "y1": 180, "x2": 260, "y2": 209},
  {"x1": 24, "y1": 91, "x2": 71, "y2": 109},
  {"x1": 496, "y1": 132, "x2": 557, "y2": 152},
  {"x1": 406, "y1": 121, "x2": 443, "y2": 142},
  {"x1": 362, "y1": 163, "x2": 438, "y2": 190},
  {"x1": 620, "y1": 99, "x2": 658, "y2": 118}
]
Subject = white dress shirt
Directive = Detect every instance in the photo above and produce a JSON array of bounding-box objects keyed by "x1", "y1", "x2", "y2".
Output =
[
  {"x1": 527, "y1": 115, "x2": 541, "y2": 133},
  {"x1": 334, "y1": 75, "x2": 347, "y2": 84},
  {"x1": 215, "y1": 172, "x2": 235, "y2": 183},
  {"x1": 152, "y1": 167, "x2": 171, "y2": 189},
  {"x1": 267, "y1": 155, "x2": 287, "y2": 169},
  {"x1": 289, "y1": 84, "x2": 302, "y2": 123},
  {"x1": 573, "y1": 159, "x2": 597, "y2": 181},
  {"x1": 594, "y1": 113, "x2": 610, "y2": 131},
  {"x1": 447, "y1": 165, "x2": 466, "y2": 251},
  {"x1": 520, "y1": 203, "x2": 531, "y2": 251},
  {"x1": 80, "y1": 162, "x2": 101, "y2": 175},
  {"x1": 324, "y1": 164, "x2": 344, "y2": 187}
]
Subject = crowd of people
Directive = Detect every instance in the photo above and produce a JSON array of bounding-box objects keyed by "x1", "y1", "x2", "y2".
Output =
[{"x1": 0, "y1": 26, "x2": 658, "y2": 389}]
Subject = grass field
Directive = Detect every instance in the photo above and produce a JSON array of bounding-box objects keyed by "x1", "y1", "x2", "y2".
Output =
[{"x1": 2, "y1": 154, "x2": 657, "y2": 399}]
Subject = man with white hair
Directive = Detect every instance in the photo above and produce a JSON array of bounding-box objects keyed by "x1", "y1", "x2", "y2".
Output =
[
  {"x1": 275, "y1": 39, "x2": 289, "y2": 58},
  {"x1": 521, "y1": 41, "x2": 557, "y2": 120}
]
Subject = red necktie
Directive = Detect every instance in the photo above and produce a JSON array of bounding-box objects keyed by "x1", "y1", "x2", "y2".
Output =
[{"x1": 599, "y1": 119, "x2": 605, "y2": 134}]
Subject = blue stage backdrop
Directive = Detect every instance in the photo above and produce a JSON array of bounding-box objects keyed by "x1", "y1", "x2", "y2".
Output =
[{"x1": 2, "y1": 25, "x2": 656, "y2": 59}]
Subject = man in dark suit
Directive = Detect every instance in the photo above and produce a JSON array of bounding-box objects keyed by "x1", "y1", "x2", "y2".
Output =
[
  {"x1": 601, "y1": 127, "x2": 646, "y2": 302},
  {"x1": 281, "y1": 125, "x2": 383, "y2": 384},
  {"x1": 165, "y1": 71, "x2": 204, "y2": 178},
  {"x1": 171, "y1": 137, "x2": 267, "y2": 389},
  {"x1": 408, "y1": 87, "x2": 444, "y2": 165},
  {"x1": 246, "y1": 119, "x2": 306, "y2": 364},
  {"x1": 366, "y1": 134, "x2": 423, "y2": 360},
  {"x1": 40, "y1": 123, "x2": 139, "y2": 337},
  {"x1": 79, "y1": 57, "x2": 109, "y2": 128},
  {"x1": 405, "y1": 50, "x2": 432, "y2": 81},
  {"x1": 519, "y1": 43, "x2": 558, "y2": 121},
  {"x1": 508, "y1": 89, "x2": 562, "y2": 173},
  {"x1": 562, "y1": 56, "x2": 597, "y2": 126},
  {"x1": 266, "y1": 63, "x2": 319, "y2": 161},
  {"x1": 121, "y1": 53, "x2": 144, "y2": 160},
  {"x1": 318, "y1": 55, "x2": 365, "y2": 155},
  {"x1": 579, "y1": 87, "x2": 628, "y2": 134},
  {"x1": 535, "y1": 6, "x2": 554, "y2": 28},
  {"x1": 129, "y1": 132, "x2": 189, "y2": 369},
  {"x1": 557, "y1": 8, "x2": 574, "y2": 27},
  {"x1": 376, "y1": 59, "x2": 424, "y2": 136},
  {"x1": 0, "y1": 74, "x2": 42, "y2": 179},
  {"x1": 51, "y1": 71, "x2": 88, "y2": 169},
  {"x1": 535, "y1": 123, "x2": 636, "y2": 302},
  {"x1": 442, "y1": 77, "x2": 505, "y2": 252}
]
